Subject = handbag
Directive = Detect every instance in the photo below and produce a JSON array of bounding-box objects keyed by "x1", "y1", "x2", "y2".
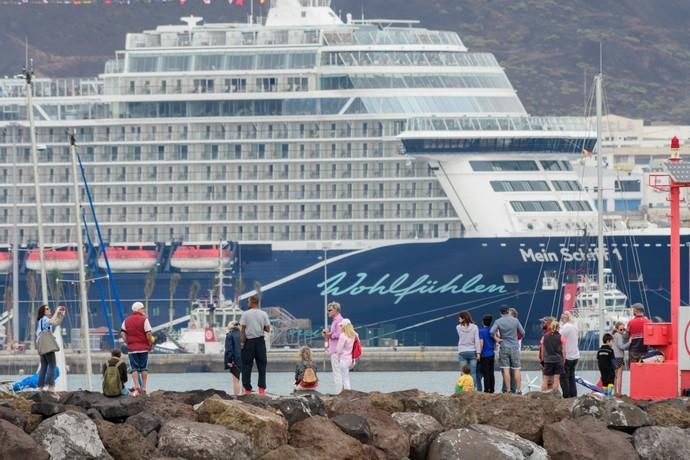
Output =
[{"x1": 38, "y1": 331, "x2": 60, "y2": 355}]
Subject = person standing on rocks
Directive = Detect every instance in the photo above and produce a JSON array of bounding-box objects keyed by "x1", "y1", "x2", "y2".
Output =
[
  {"x1": 240, "y1": 295, "x2": 271, "y2": 395},
  {"x1": 559, "y1": 311, "x2": 579, "y2": 398},
  {"x1": 539, "y1": 321, "x2": 565, "y2": 392},
  {"x1": 612, "y1": 321, "x2": 630, "y2": 396},
  {"x1": 335, "y1": 318, "x2": 357, "y2": 392},
  {"x1": 224, "y1": 320, "x2": 242, "y2": 396},
  {"x1": 627, "y1": 304, "x2": 650, "y2": 363},
  {"x1": 322, "y1": 301, "x2": 344, "y2": 392},
  {"x1": 490, "y1": 306, "x2": 525, "y2": 394},
  {"x1": 478, "y1": 314, "x2": 496, "y2": 393},
  {"x1": 121, "y1": 301, "x2": 154, "y2": 396},
  {"x1": 456, "y1": 311, "x2": 481, "y2": 391},
  {"x1": 36, "y1": 304, "x2": 66, "y2": 392}
]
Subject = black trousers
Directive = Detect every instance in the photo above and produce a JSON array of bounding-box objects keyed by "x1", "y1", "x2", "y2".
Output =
[
  {"x1": 38, "y1": 352, "x2": 57, "y2": 387},
  {"x1": 241, "y1": 337, "x2": 267, "y2": 391},
  {"x1": 479, "y1": 356, "x2": 495, "y2": 393},
  {"x1": 601, "y1": 370, "x2": 615, "y2": 387},
  {"x1": 560, "y1": 359, "x2": 578, "y2": 398}
]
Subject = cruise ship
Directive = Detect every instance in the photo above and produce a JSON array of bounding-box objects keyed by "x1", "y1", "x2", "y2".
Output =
[{"x1": 0, "y1": 0, "x2": 687, "y2": 347}]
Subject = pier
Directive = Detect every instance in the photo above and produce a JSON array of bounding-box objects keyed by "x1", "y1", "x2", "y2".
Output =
[{"x1": 0, "y1": 347, "x2": 599, "y2": 375}]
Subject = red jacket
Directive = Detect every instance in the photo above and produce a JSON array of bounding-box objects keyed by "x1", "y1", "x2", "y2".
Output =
[{"x1": 123, "y1": 312, "x2": 151, "y2": 352}]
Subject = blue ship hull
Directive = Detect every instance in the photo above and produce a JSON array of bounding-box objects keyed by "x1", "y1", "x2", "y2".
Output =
[{"x1": 2, "y1": 234, "x2": 686, "y2": 347}]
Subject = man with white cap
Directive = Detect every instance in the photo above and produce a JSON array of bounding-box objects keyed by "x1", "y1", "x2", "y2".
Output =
[{"x1": 121, "y1": 301, "x2": 154, "y2": 396}]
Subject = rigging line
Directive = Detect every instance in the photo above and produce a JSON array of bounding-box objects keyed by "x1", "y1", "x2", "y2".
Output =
[
  {"x1": 356, "y1": 290, "x2": 523, "y2": 328},
  {"x1": 523, "y1": 236, "x2": 551, "y2": 339}
]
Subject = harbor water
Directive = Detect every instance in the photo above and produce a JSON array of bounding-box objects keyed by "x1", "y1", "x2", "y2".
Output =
[{"x1": 2, "y1": 370, "x2": 630, "y2": 396}]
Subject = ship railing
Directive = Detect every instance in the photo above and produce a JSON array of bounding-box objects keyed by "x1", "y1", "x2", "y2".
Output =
[{"x1": 406, "y1": 116, "x2": 588, "y2": 133}]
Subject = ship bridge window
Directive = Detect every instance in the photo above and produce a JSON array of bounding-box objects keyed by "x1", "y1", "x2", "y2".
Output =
[
  {"x1": 540, "y1": 160, "x2": 572, "y2": 171},
  {"x1": 129, "y1": 55, "x2": 158, "y2": 73},
  {"x1": 614, "y1": 180, "x2": 641, "y2": 192},
  {"x1": 490, "y1": 180, "x2": 549, "y2": 192},
  {"x1": 510, "y1": 201, "x2": 561, "y2": 212},
  {"x1": 470, "y1": 160, "x2": 538, "y2": 172},
  {"x1": 161, "y1": 55, "x2": 190, "y2": 72},
  {"x1": 552, "y1": 180, "x2": 582, "y2": 191},
  {"x1": 563, "y1": 201, "x2": 592, "y2": 212}
]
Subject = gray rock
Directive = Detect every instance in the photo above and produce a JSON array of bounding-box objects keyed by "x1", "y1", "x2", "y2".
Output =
[
  {"x1": 267, "y1": 393, "x2": 326, "y2": 426},
  {"x1": 87, "y1": 408, "x2": 104, "y2": 421},
  {"x1": 126, "y1": 411, "x2": 162, "y2": 436},
  {"x1": 0, "y1": 419, "x2": 50, "y2": 460},
  {"x1": 31, "y1": 410, "x2": 113, "y2": 460},
  {"x1": 92, "y1": 396, "x2": 144, "y2": 421},
  {"x1": 145, "y1": 430, "x2": 158, "y2": 448},
  {"x1": 158, "y1": 418, "x2": 252, "y2": 460},
  {"x1": 634, "y1": 426, "x2": 690, "y2": 460},
  {"x1": 427, "y1": 425, "x2": 548, "y2": 460},
  {"x1": 571, "y1": 394, "x2": 654, "y2": 432},
  {"x1": 31, "y1": 401, "x2": 65, "y2": 417},
  {"x1": 0, "y1": 404, "x2": 28, "y2": 428},
  {"x1": 332, "y1": 413, "x2": 371, "y2": 443},
  {"x1": 544, "y1": 417, "x2": 640, "y2": 460},
  {"x1": 392, "y1": 411, "x2": 443, "y2": 460},
  {"x1": 26, "y1": 392, "x2": 60, "y2": 404},
  {"x1": 59, "y1": 391, "x2": 110, "y2": 410}
]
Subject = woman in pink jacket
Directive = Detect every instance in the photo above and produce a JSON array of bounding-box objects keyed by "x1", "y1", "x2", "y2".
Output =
[{"x1": 335, "y1": 319, "x2": 357, "y2": 392}]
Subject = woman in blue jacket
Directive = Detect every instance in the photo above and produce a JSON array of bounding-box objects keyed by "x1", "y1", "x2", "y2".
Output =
[{"x1": 224, "y1": 321, "x2": 242, "y2": 396}]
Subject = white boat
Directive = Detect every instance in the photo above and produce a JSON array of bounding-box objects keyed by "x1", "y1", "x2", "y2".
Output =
[
  {"x1": 25, "y1": 248, "x2": 80, "y2": 272},
  {"x1": 97, "y1": 247, "x2": 158, "y2": 272},
  {"x1": 169, "y1": 245, "x2": 231, "y2": 271}
]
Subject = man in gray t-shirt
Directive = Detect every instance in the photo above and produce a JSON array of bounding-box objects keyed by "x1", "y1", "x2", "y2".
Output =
[
  {"x1": 490, "y1": 307, "x2": 525, "y2": 394},
  {"x1": 239, "y1": 296, "x2": 271, "y2": 394}
]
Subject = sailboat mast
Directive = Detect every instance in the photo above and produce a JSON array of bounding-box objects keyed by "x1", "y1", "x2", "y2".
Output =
[
  {"x1": 595, "y1": 74, "x2": 605, "y2": 343},
  {"x1": 11, "y1": 125, "x2": 19, "y2": 346},
  {"x1": 69, "y1": 134, "x2": 93, "y2": 390},
  {"x1": 25, "y1": 67, "x2": 48, "y2": 305}
]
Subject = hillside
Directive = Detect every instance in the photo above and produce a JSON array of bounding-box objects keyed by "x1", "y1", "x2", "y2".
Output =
[{"x1": 1, "y1": 0, "x2": 689, "y2": 123}]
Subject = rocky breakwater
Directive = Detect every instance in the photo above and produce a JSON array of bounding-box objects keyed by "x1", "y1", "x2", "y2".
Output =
[{"x1": 1, "y1": 388, "x2": 690, "y2": 459}]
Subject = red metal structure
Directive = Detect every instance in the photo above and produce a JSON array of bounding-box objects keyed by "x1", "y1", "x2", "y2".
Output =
[{"x1": 636, "y1": 136, "x2": 686, "y2": 399}]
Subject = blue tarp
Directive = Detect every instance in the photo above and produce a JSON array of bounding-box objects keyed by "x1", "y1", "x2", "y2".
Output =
[
  {"x1": 12, "y1": 367, "x2": 60, "y2": 392},
  {"x1": 575, "y1": 375, "x2": 605, "y2": 394}
]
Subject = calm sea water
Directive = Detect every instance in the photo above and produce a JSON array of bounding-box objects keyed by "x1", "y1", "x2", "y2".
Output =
[{"x1": 2, "y1": 370, "x2": 630, "y2": 396}]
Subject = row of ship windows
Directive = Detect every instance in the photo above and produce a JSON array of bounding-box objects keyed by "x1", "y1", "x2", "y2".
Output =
[
  {"x1": 3, "y1": 201, "x2": 454, "y2": 225},
  {"x1": 0, "y1": 181, "x2": 445, "y2": 206},
  {"x1": 321, "y1": 51, "x2": 498, "y2": 68},
  {"x1": 5, "y1": 221, "x2": 463, "y2": 245},
  {"x1": 117, "y1": 73, "x2": 511, "y2": 96},
  {"x1": 2, "y1": 119, "x2": 395, "y2": 144},
  {"x1": 491, "y1": 180, "x2": 582, "y2": 192},
  {"x1": 470, "y1": 160, "x2": 573, "y2": 172},
  {"x1": 510, "y1": 200, "x2": 593, "y2": 213}
]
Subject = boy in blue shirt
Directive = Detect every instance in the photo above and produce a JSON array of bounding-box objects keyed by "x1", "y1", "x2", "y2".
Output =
[{"x1": 478, "y1": 314, "x2": 496, "y2": 393}]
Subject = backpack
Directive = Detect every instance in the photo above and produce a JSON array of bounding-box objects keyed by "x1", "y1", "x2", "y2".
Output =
[
  {"x1": 103, "y1": 362, "x2": 123, "y2": 397},
  {"x1": 302, "y1": 366, "x2": 317, "y2": 385},
  {"x1": 352, "y1": 336, "x2": 362, "y2": 360}
]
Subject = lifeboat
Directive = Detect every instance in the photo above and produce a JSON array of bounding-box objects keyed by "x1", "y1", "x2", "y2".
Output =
[
  {"x1": 98, "y1": 247, "x2": 158, "y2": 272},
  {"x1": 26, "y1": 248, "x2": 80, "y2": 272},
  {"x1": 170, "y1": 245, "x2": 231, "y2": 271},
  {"x1": 0, "y1": 252, "x2": 11, "y2": 272}
]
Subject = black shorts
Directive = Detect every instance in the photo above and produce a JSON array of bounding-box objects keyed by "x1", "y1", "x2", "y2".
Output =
[{"x1": 543, "y1": 361, "x2": 563, "y2": 376}]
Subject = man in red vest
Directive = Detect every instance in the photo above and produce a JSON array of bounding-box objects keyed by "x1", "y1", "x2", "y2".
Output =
[{"x1": 121, "y1": 301, "x2": 153, "y2": 396}]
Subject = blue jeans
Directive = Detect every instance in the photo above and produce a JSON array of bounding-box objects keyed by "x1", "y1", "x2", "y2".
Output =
[{"x1": 458, "y1": 351, "x2": 478, "y2": 390}]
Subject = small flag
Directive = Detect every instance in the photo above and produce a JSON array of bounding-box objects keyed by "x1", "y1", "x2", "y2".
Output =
[
  {"x1": 235, "y1": 0, "x2": 243, "y2": 5},
  {"x1": 583, "y1": 148, "x2": 592, "y2": 157}
]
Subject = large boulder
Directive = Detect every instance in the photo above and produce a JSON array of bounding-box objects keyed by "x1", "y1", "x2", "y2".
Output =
[
  {"x1": 325, "y1": 391, "x2": 411, "y2": 459},
  {"x1": 0, "y1": 404, "x2": 28, "y2": 429},
  {"x1": 142, "y1": 393, "x2": 197, "y2": 421},
  {"x1": 59, "y1": 391, "x2": 111, "y2": 410},
  {"x1": 196, "y1": 395, "x2": 288, "y2": 457},
  {"x1": 332, "y1": 414, "x2": 371, "y2": 443},
  {"x1": 0, "y1": 419, "x2": 50, "y2": 460},
  {"x1": 571, "y1": 394, "x2": 654, "y2": 432},
  {"x1": 31, "y1": 410, "x2": 113, "y2": 460},
  {"x1": 267, "y1": 394, "x2": 327, "y2": 426},
  {"x1": 260, "y1": 445, "x2": 310, "y2": 460},
  {"x1": 391, "y1": 411, "x2": 443, "y2": 460},
  {"x1": 126, "y1": 411, "x2": 162, "y2": 437},
  {"x1": 157, "y1": 418, "x2": 252, "y2": 460},
  {"x1": 31, "y1": 401, "x2": 65, "y2": 417},
  {"x1": 92, "y1": 396, "x2": 145, "y2": 422},
  {"x1": 151, "y1": 389, "x2": 232, "y2": 406},
  {"x1": 543, "y1": 417, "x2": 640, "y2": 460},
  {"x1": 633, "y1": 426, "x2": 690, "y2": 460},
  {"x1": 645, "y1": 402, "x2": 690, "y2": 428},
  {"x1": 289, "y1": 416, "x2": 367, "y2": 460},
  {"x1": 427, "y1": 425, "x2": 548, "y2": 460},
  {"x1": 96, "y1": 420, "x2": 156, "y2": 460}
]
